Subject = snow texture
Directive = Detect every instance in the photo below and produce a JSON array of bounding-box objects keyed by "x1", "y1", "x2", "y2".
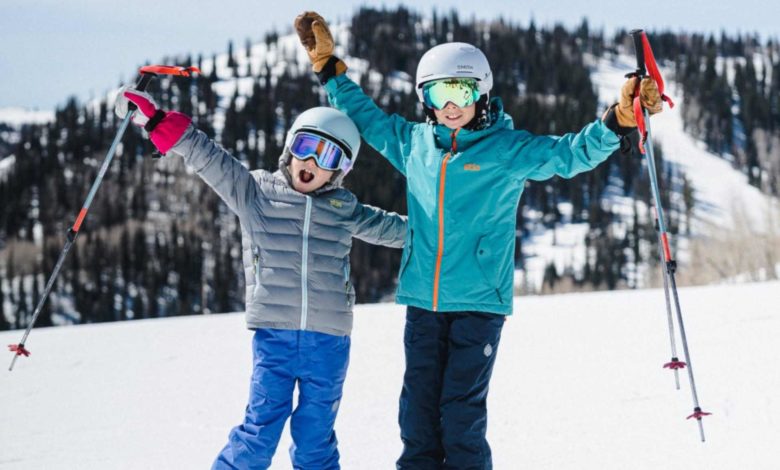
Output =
[
  {"x1": 2, "y1": 281, "x2": 778, "y2": 469},
  {"x1": 0, "y1": 108, "x2": 54, "y2": 127}
]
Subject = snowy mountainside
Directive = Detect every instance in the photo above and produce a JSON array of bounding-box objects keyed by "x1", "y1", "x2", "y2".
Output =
[
  {"x1": 157, "y1": 28, "x2": 780, "y2": 291},
  {"x1": 0, "y1": 108, "x2": 54, "y2": 182},
  {"x1": 519, "y1": 53, "x2": 780, "y2": 291},
  {"x1": 0, "y1": 107, "x2": 54, "y2": 128},
  {"x1": 591, "y1": 54, "x2": 778, "y2": 234},
  {"x1": 2, "y1": 281, "x2": 778, "y2": 469}
]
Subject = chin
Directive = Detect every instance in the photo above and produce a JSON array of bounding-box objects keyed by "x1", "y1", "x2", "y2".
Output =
[
  {"x1": 293, "y1": 182, "x2": 315, "y2": 193},
  {"x1": 442, "y1": 121, "x2": 466, "y2": 130}
]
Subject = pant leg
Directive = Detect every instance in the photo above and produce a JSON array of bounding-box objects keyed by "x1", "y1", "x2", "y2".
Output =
[
  {"x1": 440, "y1": 312, "x2": 504, "y2": 470},
  {"x1": 396, "y1": 306, "x2": 450, "y2": 470},
  {"x1": 289, "y1": 331, "x2": 351, "y2": 470},
  {"x1": 213, "y1": 329, "x2": 297, "y2": 470}
]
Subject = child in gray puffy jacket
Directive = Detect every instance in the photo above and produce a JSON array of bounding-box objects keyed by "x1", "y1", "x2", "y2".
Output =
[{"x1": 115, "y1": 90, "x2": 406, "y2": 469}]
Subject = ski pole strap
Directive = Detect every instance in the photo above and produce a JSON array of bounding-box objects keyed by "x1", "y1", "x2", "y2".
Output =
[
  {"x1": 144, "y1": 110, "x2": 167, "y2": 132},
  {"x1": 630, "y1": 30, "x2": 675, "y2": 153}
]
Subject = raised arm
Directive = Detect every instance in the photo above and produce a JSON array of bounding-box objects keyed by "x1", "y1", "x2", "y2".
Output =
[
  {"x1": 511, "y1": 120, "x2": 621, "y2": 181},
  {"x1": 349, "y1": 201, "x2": 407, "y2": 249},
  {"x1": 295, "y1": 11, "x2": 415, "y2": 175},
  {"x1": 169, "y1": 127, "x2": 259, "y2": 217},
  {"x1": 515, "y1": 75, "x2": 663, "y2": 181},
  {"x1": 115, "y1": 88, "x2": 259, "y2": 219}
]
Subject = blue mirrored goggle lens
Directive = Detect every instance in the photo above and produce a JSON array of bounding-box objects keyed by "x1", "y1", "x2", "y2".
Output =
[
  {"x1": 422, "y1": 78, "x2": 480, "y2": 110},
  {"x1": 290, "y1": 132, "x2": 347, "y2": 171}
]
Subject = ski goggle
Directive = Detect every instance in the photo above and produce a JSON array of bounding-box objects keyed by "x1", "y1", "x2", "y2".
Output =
[
  {"x1": 289, "y1": 131, "x2": 352, "y2": 172},
  {"x1": 422, "y1": 78, "x2": 480, "y2": 110}
]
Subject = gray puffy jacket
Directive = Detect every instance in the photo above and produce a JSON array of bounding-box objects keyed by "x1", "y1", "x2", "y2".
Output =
[{"x1": 170, "y1": 126, "x2": 406, "y2": 336}]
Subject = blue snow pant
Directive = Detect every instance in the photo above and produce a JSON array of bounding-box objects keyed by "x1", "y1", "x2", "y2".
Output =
[
  {"x1": 213, "y1": 328, "x2": 350, "y2": 470},
  {"x1": 397, "y1": 306, "x2": 505, "y2": 470}
]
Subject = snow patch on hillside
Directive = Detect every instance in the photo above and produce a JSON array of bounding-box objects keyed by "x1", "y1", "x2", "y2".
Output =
[{"x1": 0, "y1": 107, "x2": 54, "y2": 127}]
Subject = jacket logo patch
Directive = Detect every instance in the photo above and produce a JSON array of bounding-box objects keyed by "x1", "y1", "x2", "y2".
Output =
[
  {"x1": 329, "y1": 199, "x2": 344, "y2": 208},
  {"x1": 464, "y1": 163, "x2": 481, "y2": 171}
]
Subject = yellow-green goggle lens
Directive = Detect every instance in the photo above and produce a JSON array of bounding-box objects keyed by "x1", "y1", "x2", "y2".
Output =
[{"x1": 422, "y1": 78, "x2": 480, "y2": 110}]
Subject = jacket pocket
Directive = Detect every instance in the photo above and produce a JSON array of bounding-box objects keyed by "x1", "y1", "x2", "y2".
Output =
[
  {"x1": 476, "y1": 235, "x2": 504, "y2": 304},
  {"x1": 398, "y1": 229, "x2": 414, "y2": 279}
]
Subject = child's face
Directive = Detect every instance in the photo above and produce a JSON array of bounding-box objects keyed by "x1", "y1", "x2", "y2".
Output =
[
  {"x1": 433, "y1": 102, "x2": 476, "y2": 130},
  {"x1": 288, "y1": 156, "x2": 335, "y2": 193}
]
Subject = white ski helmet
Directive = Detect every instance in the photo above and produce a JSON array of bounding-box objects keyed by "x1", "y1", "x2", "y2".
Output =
[
  {"x1": 415, "y1": 42, "x2": 493, "y2": 103},
  {"x1": 284, "y1": 107, "x2": 361, "y2": 174}
]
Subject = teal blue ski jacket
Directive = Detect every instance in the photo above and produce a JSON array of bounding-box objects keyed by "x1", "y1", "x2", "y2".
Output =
[{"x1": 325, "y1": 74, "x2": 621, "y2": 315}]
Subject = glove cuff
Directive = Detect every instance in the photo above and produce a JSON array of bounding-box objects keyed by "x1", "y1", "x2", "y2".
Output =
[
  {"x1": 144, "y1": 110, "x2": 167, "y2": 132},
  {"x1": 602, "y1": 104, "x2": 636, "y2": 136},
  {"x1": 149, "y1": 111, "x2": 192, "y2": 155},
  {"x1": 315, "y1": 56, "x2": 348, "y2": 85}
]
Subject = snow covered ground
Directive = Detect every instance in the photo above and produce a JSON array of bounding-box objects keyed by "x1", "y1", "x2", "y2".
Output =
[{"x1": 2, "y1": 281, "x2": 778, "y2": 469}]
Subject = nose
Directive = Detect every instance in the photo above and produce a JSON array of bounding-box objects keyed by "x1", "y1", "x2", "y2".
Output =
[{"x1": 443, "y1": 102, "x2": 459, "y2": 111}]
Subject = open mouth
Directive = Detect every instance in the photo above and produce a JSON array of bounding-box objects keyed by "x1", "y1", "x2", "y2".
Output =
[
  {"x1": 299, "y1": 168, "x2": 315, "y2": 184},
  {"x1": 444, "y1": 113, "x2": 463, "y2": 122}
]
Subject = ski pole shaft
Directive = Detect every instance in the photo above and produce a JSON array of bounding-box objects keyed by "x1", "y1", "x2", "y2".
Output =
[
  {"x1": 633, "y1": 30, "x2": 682, "y2": 388},
  {"x1": 645, "y1": 111, "x2": 708, "y2": 441},
  {"x1": 653, "y1": 218, "x2": 681, "y2": 390},
  {"x1": 644, "y1": 115, "x2": 709, "y2": 440},
  {"x1": 8, "y1": 72, "x2": 154, "y2": 372}
]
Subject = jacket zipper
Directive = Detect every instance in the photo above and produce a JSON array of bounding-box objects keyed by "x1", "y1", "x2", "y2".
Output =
[
  {"x1": 300, "y1": 196, "x2": 312, "y2": 329},
  {"x1": 432, "y1": 128, "x2": 460, "y2": 312}
]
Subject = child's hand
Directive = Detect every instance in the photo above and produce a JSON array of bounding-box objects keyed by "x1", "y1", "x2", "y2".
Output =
[
  {"x1": 113, "y1": 86, "x2": 191, "y2": 155},
  {"x1": 294, "y1": 11, "x2": 348, "y2": 84},
  {"x1": 294, "y1": 11, "x2": 334, "y2": 72},
  {"x1": 614, "y1": 77, "x2": 663, "y2": 128},
  {"x1": 114, "y1": 86, "x2": 160, "y2": 128}
]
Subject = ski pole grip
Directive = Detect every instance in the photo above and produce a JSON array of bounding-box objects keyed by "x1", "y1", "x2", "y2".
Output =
[
  {"x1": 127, "y1": 73, "x2": 156, "y2": 112},
  {"x1": 630, "y1": 29, "x2": 646, "y2": 77}
]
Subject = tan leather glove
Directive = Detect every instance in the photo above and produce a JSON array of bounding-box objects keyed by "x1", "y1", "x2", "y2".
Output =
[
  {"x1": 294, "y1": 11, "x2": 347, "y2": 76},
  {"x1": 612, "y1": 77, "x2": 663, "y2": 127}
]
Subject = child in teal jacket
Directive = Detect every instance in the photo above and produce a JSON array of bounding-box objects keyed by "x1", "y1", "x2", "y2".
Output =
[{"x1": 295, "y1": 11, "x2": 661, "y2": 469}]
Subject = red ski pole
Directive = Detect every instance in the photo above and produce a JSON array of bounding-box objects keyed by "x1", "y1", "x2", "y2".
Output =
[
  {"x1": 629, "y1": 29, "x2": 711, "y2": 441},
  {"x1": 7, "y1": 65, "x2": 200, "y2": 372}
]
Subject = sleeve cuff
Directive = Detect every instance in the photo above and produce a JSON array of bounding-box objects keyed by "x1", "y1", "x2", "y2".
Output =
[{"x1": 315, "y1": 56, "x2": 348, "y2": 85}]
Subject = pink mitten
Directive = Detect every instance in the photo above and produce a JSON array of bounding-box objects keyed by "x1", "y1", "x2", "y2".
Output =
[{"x1": 114, "y1": 86, "x2": 191, "y2": 154}]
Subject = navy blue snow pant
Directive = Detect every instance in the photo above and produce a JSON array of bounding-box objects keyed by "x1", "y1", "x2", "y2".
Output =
[
  {"x1": 397, "y1": 306, "x2": 505, "y2": 470},
  {"x1": 213, "y1": 328, "x2": 350, "y2": 470}
]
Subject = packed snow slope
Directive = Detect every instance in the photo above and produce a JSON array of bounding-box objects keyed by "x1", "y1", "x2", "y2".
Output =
[{"x1": 2, "y1": 281, "x2": 778, "y2": 469}]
